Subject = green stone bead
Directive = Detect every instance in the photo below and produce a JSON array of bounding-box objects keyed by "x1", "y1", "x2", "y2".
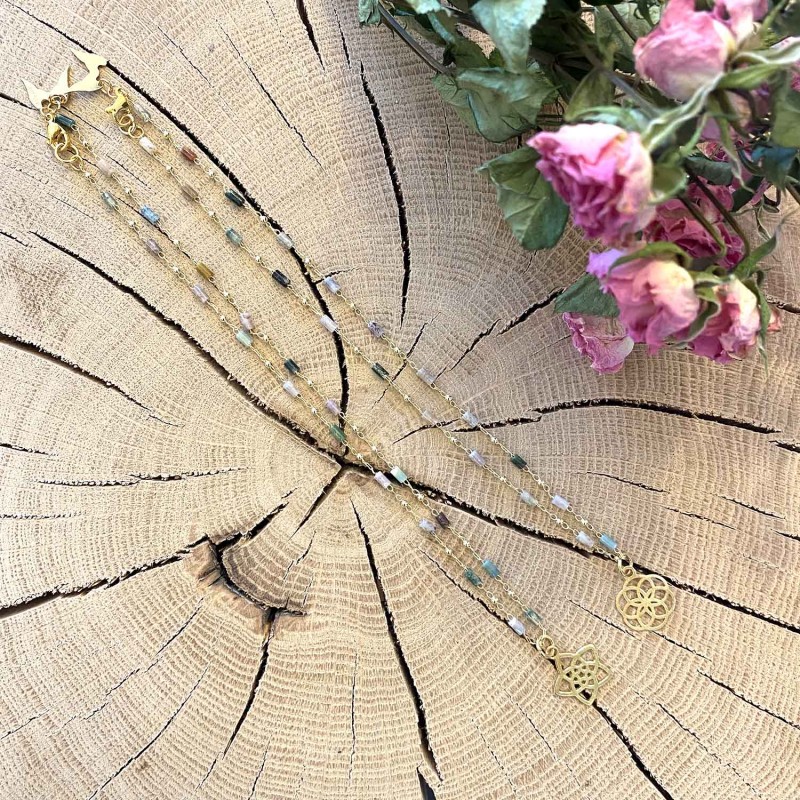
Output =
[
  {"x1": 510, "y1": 454, "x2": 527, "y2": 469},
  {"x1": 225, "y1": 189, "x2": 245, "y2": 207},
  {"x1": 372, "y1": 362, "x2": 390, "y2": 380},
  {"x1": 100, "y1": 191, "x2": 118, "y2": 210},
  {"x1": 329, "y1": 424, "x2": 346, "y2": 443},
  {"x1": 235, "y1": 329, "x2": 253, "y2": 348},
  {"x1": 53, "y1": 113, "x2": 76, "y2": 130},
  {"x1": 225, "y1": 227, "x2": 243, "y2": 246},
  {"x1": 389, "y1": 466, "x2": 408, "y2": 484},
  {"x1": 464, "y1": 568, "x2": 482, "y2": 587}
]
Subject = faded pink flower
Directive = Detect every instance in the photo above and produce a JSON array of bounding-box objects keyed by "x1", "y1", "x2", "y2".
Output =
[
  {"x1": 528, "y1": 123, "x2": 654, "y2": 246},
  {"x1": 645, "y1": 181, "x2": 745, "y2": 269},
  {"x1": 688, "y1": 279, "x2": 761, "y2": 362},
  {"x1": 634, "y1": 0, "x2": 736, "y2": 100},
  {"x1": 562, "y1": 312, "x2": 634, "y2": 374},
  {"x1": 713, "y1": 0, "x2": 767, "y2": 44},
  {"x1": 590, "y1": 252, "x2": 701, "y2": 352}
]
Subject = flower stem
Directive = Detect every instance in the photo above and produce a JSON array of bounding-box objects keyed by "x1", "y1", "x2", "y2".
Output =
[
  {"x1": 688, "y1": 171, "x2": 752, "y2": 257},
  {"x1": 606, "y1": 5, "x2": 638, "y2": 43},
  {"x1": 679, "y1": 196, "x2": 728, "y2": 259},
  {"x1": 377, "y1": 4, "x2": 453, "y2": 75}
]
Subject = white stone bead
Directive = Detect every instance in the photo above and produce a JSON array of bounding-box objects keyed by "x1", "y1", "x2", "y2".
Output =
[
  {"x1": 416, "y1": 367, "x2": 436, "y2": 385},
  {"x1": 282, "y1": 380, "x2": 300, "y2": 398},
  {"x1": 138, "y1": 136, "x2": 157, "y2": 154},
  {"x1": 276, "y1": 232, "x2": 293, "y2": 249},
  {"x1": 421, "y1": 410, "x2": 436, "y2": 424},
  {"x1": 507, "y1": 616, "x2": 526, "y2": 636},
  {"x1": 462, "y1": 410, "x2": 479, "y2": 427},
  {"x1": 319, "y1": 314, "x2": 338, "y2": 333},
  {"x1": 576, "y1": 530, "x2": 594, "y2": 549},
  {"x1": 325, "y1": 398, "x2": 340, "y2": 415},
  {"x1": 239, "y1": 311, "x2": 254, "y2": 331},
  {"x1": 373, "y1": 472, "x2": 391, "y2": 489},
  {"x1": 468, "y1": 450, "x2": 486, "y2": 467},
  {"x1": 519, "y1": 490, "x2": 537, "y2": 506},
  {"x1": 418, "y1": 519, "x2": 435, "y2": 534},
  {"x1": 322, "y1": 276, "x2": 340, "y2": 294},
  {"x1": 191, "y1": 284, "x2": 208, "y2": 303},
  {"x1": 552, "y1": 494, "x2": 569, "y2": 510}
]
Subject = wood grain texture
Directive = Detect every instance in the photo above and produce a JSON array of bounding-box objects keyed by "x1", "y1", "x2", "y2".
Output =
[{"x1": 0, "y1": 1, "x2": 798, "y2": 798}]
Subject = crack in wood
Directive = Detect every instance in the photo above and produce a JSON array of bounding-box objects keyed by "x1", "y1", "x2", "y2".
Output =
[
  {"x1": 497, "y1": 286, "x2": 563, "y2": 337},
  {"x1": 295, "y1": 0, "x2": 323, "y2": 67},
  {"x1": 350, "y1": 501, "x2": 444, "y2": 782},
  {"x1": 359, "y1": 64, "x2": 411, "y2": 325}
]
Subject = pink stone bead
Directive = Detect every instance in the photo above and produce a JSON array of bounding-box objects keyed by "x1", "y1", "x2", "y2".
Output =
[
  {"x1": 325, "y1": 398, "x2": 340, "y2": 415},
  {"x1": 239, "y1": 311, "x2": 254, "y2": 331},
  {"x1": 97, "y1": 157, "x2": 114, "y2": 177},
  {"x1": 191, "y1": 284, "x2": 209, "y2": 303}
]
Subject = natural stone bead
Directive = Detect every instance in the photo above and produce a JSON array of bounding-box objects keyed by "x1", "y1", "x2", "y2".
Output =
[
  {"x1": 507, "y1": 617, "x2": 526, "y2": 636},
  {"x1": 181, "y1": 183, "x2": 199, "y2": 201},
  {"x1": 389, "y1": 466, "x2": 408, "y2": 484},
  {"x1": 180, "y1": 145, "x2": 198, "y2": 162},
  {"x1": 139, "y1": 205, "x2": 160, "y2": 225},
  {"x1": 371, "y1": 362, "x2": 390, "y2": 380},
  {"x1": 53, "y1": 113, "x2": 76, "y2": 130},
  {"x1": 468, "y1": 449, "x2": 486, "y2": 467},
  {"x1": 325, "y1": 398, "x2": 340, "y2": 415},
  {"x1": 551, "y1": 494, "x2": 569, "y2": 510},
  {"x1": 225, "y1": 227, "x2": 243, "y2": 246},
  {"x1": 196, "y1": 263, "x2": 214, "y2": 281},
  {"x1": 329, "y1": 424, "x2": 346, "y2": 444},
  {"x1": 272, "y1": 270, "x2": 291, "y2": 288},
  {"x1": 462, "y1": 410, "x2": 479, "y2": 427},
  {"x1": 100, "y1": 191, "x2": 118, "y2": 210},
  {"x1": 319, "y1": 314, "x2": 338, "y2": 333},
  {"x1": 132, "y1": 101, "x2": 151, "y2": 122},
  {"x1": 464, "y1": 568, "x2": 482, "y2": 587},
  {"x1": 510, "y1": 454, "x2": 527, "y2": 469},
  {"x1": 322, "y1": 276, "x2": 340, "y2": 294},
  {"x1": 225, "y1": 189, "x2": 245, "y2": 207},
  {"x1": 191, "y1": 283, "x2": 209, "y2": 303},
  {"x1": 97, "y1": 158, "x2": 114, "y2": 177},
  {"x1": 284, "y1": 358, "x2": 300, "y2": 374},
  {"x1": 525, "y1": 608, "x2": 543, "y2": 625},
  {"x1": 435, "y1": 512, "x2": 450, "y2": 528},
  {"x1": 282, "y1": 380, "x2": 300, "y2": 398},
  {"x1": 418, "y1": 519, "x2": 435, "y2": 534},
  {"x1": 276, "y1": 232, "x2": 293, "y2": 249},
  {"x1": 599, "y1": 533, "x2": 618, "y2": 552},
  {"x1": 373, "y1": 472, "x2": 391, "y2": 489},
  {"x1": 239, "y1": 312, "x2": 254, "y2": 331},
  {"x1": 482, "y1": 559, "x2": 500, "y2": 578},
  {"x1": 145, "y1": 238, "x2": 162, "y2": 256},
  {"x1": 235, "y1": 329, "x2": 253, "y2": 348},
  {"x1": 367, "y1": 320, "x2": 384, "y2": 338},
  {"x1": 576, "y1": 531, "x2": 595, "y2": 549},
  {"x1": 416, "y1": 367, "x2": 435, "y2": 385},
  {"x1": 138, "y1": 136, "x2": 157, "y2": 154},
  {"x1": 519, "y1": 490, "x2": 537, "y2": 506}
]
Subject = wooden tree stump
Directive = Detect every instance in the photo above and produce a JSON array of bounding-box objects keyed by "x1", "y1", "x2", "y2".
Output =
[{"x1": 1, "y1": 1, "x2": 799, "y2": 798}]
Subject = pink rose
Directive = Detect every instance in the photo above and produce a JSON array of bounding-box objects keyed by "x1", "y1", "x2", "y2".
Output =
[
  {"x1": 528, "y1": 124, "x2": 654, "y2": 246},
  {"x1": 645, "y1": 181, "x2": 745, "y2": 269},
  {"x1": 562, "y1": 312, "x2": 634, "y2": 374},
  {"x1": 634, "y1": 0, "x2": 736, "y2": 100},
  {"x1": 688, "y1": 279, "x2": 761, "y2": 362},
  {"x1": 590, "y1": 252, "x2": 701, "y2": 352},
  {"x1": 713, "y1": 0, "x2": 767, "y2": 43}
]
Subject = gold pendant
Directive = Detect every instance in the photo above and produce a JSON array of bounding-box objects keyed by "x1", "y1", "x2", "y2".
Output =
[
  {"x1": 615, "y1": 561, "x2": 675, "y2": 632},
  {"x1": 552, "y1": 644, "x2": 611, "y2": 705},
  {"x1": 22, "y1": 48, "x2": 106, "y2": 109}
]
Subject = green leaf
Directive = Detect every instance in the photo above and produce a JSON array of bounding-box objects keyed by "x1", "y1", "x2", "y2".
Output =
[
  {"x1": 752, "y1": 144, "x2": 798, "y2": 188},
  {"x1": 358, "y1": 0, "x2": 381, "y2": 25},
  {"x1": 472, "y1": 0, "x2": 547, "y2": 73},
  {"x1": 565, "y1": 68, "x2": 615, "y2": 121},
  {"x1": 734, "y1": 231, "x2": 779, "y2": 278},
  {"x1": 431, "y1": 74, "x2": 480, "y2": 133},
  {"x1": 448, "y1": 65, "x2": 557, "y2": 142},
  {"x1": 772, "y1": 83, "x2": 800, "y2": 148},
  {"x1": 684, "y1": 155, "x2": 734, "y2": 185},
  {"x1": 554, "y1": 273, "x2": 620, "y2": 316},
  {"x1": 567, "y1": 103, "x2": 648, "y2": 130},
  {"x1": 730, "y1": 174, "x2": 766, "y2": 212},
  {"x1": 479, "y1": 147, "x2": 570, "y2": 249},
  {"x1": 650, "y1": 162, "x2": 688, "y2": 201},
  {"x1": 405, "y1": 0, "x2": 444, "y2": 12},
  {"x1": 594, "y1": 3, "x2": 653, "y2": 69}
]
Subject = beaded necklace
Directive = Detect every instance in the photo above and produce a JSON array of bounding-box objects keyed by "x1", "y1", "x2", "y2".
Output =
[{"x1": 24, "y1": 50, "x2": 664, "y2": 703}]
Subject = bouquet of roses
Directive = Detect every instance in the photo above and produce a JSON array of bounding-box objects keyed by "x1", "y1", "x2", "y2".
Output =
[{"x1": 360, "y1": 0, "x2": 799, "y2": 372}]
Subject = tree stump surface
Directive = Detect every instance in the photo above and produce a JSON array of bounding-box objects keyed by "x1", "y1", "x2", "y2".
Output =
[{"x1": 1, "y1": 1, "x2": 799, "y2": 798}]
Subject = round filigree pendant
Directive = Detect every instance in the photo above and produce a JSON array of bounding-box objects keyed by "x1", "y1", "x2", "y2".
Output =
[
  {"x1": 616, "y1": 572, "x2": 675, "y2": 631},
  {"x1": 552, "y1": 644, "x2": 611, "y2": 705}
]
